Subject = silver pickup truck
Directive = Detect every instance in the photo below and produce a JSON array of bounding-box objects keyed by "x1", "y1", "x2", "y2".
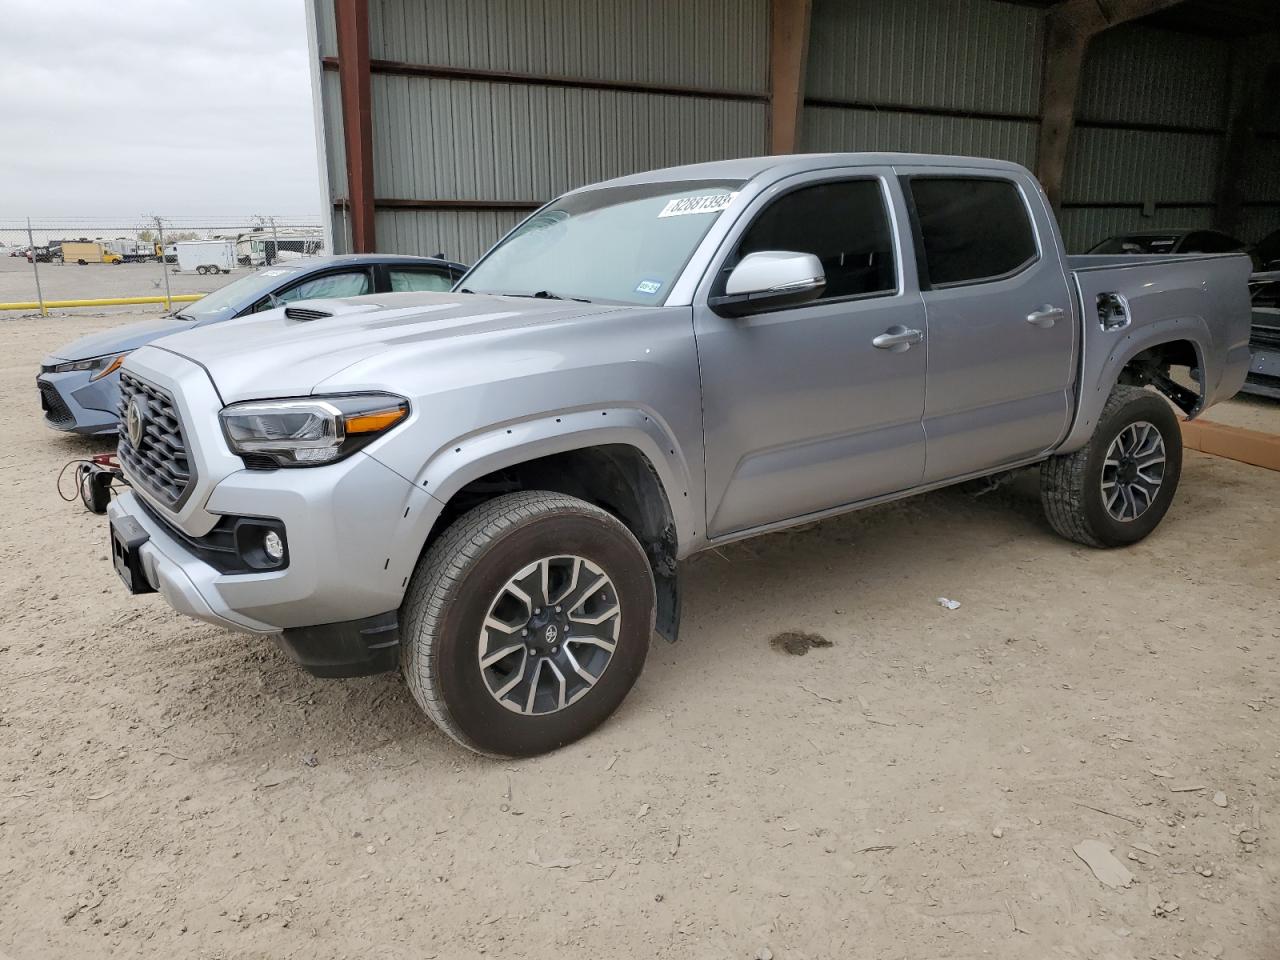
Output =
[{"x1": 106, "y1": 153, "x2": 1251, "y2": 756}]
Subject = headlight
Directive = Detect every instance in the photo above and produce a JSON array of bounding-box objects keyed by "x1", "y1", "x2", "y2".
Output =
[
  {"x1": 219, "y1": 393, "x2": 409, "y2": 467},
  {"x1": 52, "y1": 353, "x2": 129, "y2": 381}
]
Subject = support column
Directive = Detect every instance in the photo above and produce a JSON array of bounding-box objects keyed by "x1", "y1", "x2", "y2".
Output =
[
  {"x1": 1036, "y1": 0, "x2": 1188, "y2": 210},
  {"x1": 769, "y1": 0, "x2": 812, "y2": 155},
  {"x1": 335, "y1": 0, "x2": 376, "y2": 252}
]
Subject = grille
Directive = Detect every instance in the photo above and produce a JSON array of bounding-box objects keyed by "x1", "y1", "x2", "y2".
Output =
[
  {"x1": 1249, "y1": 325, "x2": 1280, "y2": 351},
  {"x1": 284, "y1": 306, "x2": 331, "y2": 321},
  {"x1": 38, "y1": 381, "x2": 74, "y2": 427},
  {"x1": 116, "y1": 372, "x2": 194, "y2": 509}
]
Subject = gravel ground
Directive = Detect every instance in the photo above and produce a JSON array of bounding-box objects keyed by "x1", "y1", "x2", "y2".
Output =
[
  {"x1": 2, "y1": 311, "x2": 1278, "y2": 960},
  {"x1": 0, "y1": 255, "x2": 254, "y2": 314}
]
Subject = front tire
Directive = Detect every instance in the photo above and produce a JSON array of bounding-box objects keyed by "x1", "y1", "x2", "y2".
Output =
[
  {"x1": 401, "y1": 491, "x2": 655, "y2": 757},
  {"x1": 1040, "y1": 385, "x2": 1183, "y2": 547}
]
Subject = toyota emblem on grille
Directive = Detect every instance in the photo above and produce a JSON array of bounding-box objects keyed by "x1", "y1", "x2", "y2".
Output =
[{"x1": 125, "y1": 399, "x2": 144, "y2": 447}]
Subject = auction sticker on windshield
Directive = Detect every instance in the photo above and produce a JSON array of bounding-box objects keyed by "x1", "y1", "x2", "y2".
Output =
[{"x1": 658, "y1": 193, "x2": 738, "y2": 218}]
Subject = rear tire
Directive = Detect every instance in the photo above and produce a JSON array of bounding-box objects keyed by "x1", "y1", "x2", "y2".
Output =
[
  {"x1": 401, "y1": 491, "x2": 655, "y2": 757},
  {"x1": 1040, "y1": 385, "x2": 1183, "y2": 547}
]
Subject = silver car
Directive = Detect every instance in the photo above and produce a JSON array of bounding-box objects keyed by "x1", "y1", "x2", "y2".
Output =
[{"x1": 104, "y1": 153, "x2": 1250, "y2": 756}]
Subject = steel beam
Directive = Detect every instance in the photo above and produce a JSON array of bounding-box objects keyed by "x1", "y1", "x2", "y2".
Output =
[
  {"x1": 335, "y1": 0, "x2": 376, "y2": 252},
  {"x1": 769, "y1": 0, "x2": 812, "y2": 155},
  {"x1": 1036, "y1": 0, "x2": 1188, "y2": 209}
]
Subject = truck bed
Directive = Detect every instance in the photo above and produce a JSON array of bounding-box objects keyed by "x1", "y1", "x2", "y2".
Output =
[{"x1": 1055, "y1": 252, "x2": 1254, "y2": 453}]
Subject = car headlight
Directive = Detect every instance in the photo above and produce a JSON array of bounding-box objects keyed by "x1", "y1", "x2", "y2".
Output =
[
  {"x1": 52, "y1": 353, "x2": 129, "y2": 381},
  {"x1": 219, "y1": 393, "x2": 410, "y2": 467}
]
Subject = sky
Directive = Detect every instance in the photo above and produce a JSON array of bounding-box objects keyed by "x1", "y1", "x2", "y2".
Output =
[{"x1": 0, "y1": 0, "x2": 323, "y2": 221}]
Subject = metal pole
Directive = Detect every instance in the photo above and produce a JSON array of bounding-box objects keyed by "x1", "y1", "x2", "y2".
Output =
[
  {"x1": 155, "y1": 216, "x2": 172, "y2": 311},
  {"x1": 26, "y1": 218, "x2": 46, "y2": 316},
  {"x1": 269, "y1": 216, "x2": 279, "y2": 266}
]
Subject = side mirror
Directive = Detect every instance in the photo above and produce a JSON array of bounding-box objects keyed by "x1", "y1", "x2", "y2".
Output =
[{"x1": 709, "y1": 251, "x2": 826, "y2": 317}]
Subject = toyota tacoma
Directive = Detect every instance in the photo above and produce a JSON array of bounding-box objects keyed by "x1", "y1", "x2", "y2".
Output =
[{"x1": 105, "y1": 153, "x2": 1252, "y2": 756}]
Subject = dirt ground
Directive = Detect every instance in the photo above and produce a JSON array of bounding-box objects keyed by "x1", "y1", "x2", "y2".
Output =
[{"x1": 2, "y1": 310, "x2": 1278, "y2": 960}]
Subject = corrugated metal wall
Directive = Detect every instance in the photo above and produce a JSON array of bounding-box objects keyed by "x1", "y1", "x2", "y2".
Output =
[
  {"x1": 1061, "y1": 24, "x2": 1234, "y2": 251},
  {"x1": 316, "y1": 0, "x2": 769, "y2": 261},
  {"x1": 801, "y1": 0, "x2": 1043, "y2": 167},
  {"x1": 312, "y1": 0, "x2": 1280, "y2": 261}
]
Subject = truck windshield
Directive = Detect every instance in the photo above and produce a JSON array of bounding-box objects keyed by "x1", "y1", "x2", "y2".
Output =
[{"x1": 461, "y1": 179, "x2": 745, "y2": 305}]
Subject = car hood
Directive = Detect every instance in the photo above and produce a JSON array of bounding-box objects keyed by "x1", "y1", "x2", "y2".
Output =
[
  {"x1": 144, "y1": 291, "x2": 630, "y2": 401},
  {"x1": 46, "y1": 316, "x2": 194, "y2": 362}
]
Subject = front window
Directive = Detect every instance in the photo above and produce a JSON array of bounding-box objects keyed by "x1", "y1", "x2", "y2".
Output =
[{"x1": 461, "y1": 179, "x2": 745, "y2": 305}]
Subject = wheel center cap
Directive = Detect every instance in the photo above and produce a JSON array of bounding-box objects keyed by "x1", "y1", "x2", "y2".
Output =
[{"x1": 543, "y1": 624, "x2": 559, "y2": 645}]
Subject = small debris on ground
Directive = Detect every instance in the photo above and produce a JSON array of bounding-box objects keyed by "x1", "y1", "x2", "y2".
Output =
[
  {"x1": 992, "y1": 826, "x2": 1004, "y2": 838},
  {"x1": 769, "y1": 631, "x2": 833, "y2": 656},
  {"x1": 301, "y1": 752, "x2": 318, "y2": 768},
  {"x1": 936, "y1": 597, "x2": 961, "y2": 610},
  {"x1": 527, "y1": 846, "x2": 582, "y2": 870},
  {"x1": 1212, "y1": 790, "x2": 1228, "y2": 807},
  {"x1": 1073, "y1": 839, "x2": 1134, "y2": 888}
]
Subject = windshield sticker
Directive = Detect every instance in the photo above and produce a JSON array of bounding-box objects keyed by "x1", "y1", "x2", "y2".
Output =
[
  {"x1": 634, "y1": 279, "x2": 663, "y2": 295},
  {"x1": 658, "y1": 192, "x2": 738, "y2": 218}
]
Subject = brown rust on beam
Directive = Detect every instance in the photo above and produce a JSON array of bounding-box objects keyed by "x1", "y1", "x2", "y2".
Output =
[
  {"x1": 334, "y1": 0, "x2": 376, "y2": 252},
  {"x1": 769, "y1": 0, "x2": 812, "y2": 155}
]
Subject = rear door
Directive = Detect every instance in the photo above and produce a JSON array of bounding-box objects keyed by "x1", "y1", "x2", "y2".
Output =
[
  {"x1": 898, "y1": 167, "x2": 1076, "y2": 482},
  {"x1": 694, "y1": 168, "x2": 927, "y2": 538}
]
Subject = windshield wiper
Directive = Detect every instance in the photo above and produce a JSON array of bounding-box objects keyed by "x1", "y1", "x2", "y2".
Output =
[
  {"x1": 174, "y1": 310, "x2": 195, "y2": 321},
  {"x1": 502, "y1": 290, "x2": 593, "y2": 303}
]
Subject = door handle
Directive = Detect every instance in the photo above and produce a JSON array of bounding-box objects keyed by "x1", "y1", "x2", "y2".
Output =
[
  {"x1": 872, "y1": 327, "x2": 924, "y2": 351},
  {"x1": 1025, "y1": 305, "x2": 1064, "y2": 328}
]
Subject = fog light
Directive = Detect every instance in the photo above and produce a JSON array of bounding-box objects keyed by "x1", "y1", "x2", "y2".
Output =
[{"x1": 263, "y1": 530, "x2": 285, "y2": 561}]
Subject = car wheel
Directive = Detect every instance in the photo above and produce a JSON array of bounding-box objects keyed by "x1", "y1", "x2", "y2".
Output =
[
  {"x1": 1040, "y1": 385, "x2": 1183, "y2": 548},
  {"x1": 401, "y1": 490, "x2": 655, "y2": 757}
]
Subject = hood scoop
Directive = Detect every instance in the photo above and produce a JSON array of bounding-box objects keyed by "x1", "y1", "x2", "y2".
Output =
[
  {"x1": 283, "y1": 298, "x2": 387, "y2": 323},
  {"x1": 284, "y1": 305, "x2": 332, "y2": 322}
]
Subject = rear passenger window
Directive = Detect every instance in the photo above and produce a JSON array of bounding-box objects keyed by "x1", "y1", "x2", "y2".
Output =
[
  {"x1": 389, "y1": 267, "x2": 455, "y2": 292},
  {"x1": 907, "y1": 177, "x2": 1037, "y2": 287},
  {"x1": 730, "y1": 179, "x2": 896, "y2": 301}
]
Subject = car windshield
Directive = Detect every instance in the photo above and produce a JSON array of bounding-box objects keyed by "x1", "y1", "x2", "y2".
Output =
[
  {"x1": 174, "y1": 264, "x2": 310, "y2": 319},
  {"x1": 461, "y1": 179, "x2": 746, "y2": 305},
  {"x1": 1088, "y1": 235, "x2": 1180, "y2": 255}
]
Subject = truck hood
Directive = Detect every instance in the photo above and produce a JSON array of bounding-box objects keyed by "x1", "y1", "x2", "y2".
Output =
[
  {"x1": 145, "y1": 291, "x2": 629, "y2": 401},
  {"x1": 47, "y1": 316, "x2": 194, "y2": 362}
]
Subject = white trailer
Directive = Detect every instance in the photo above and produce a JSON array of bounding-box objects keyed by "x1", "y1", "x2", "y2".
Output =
[{"x1": 175, "y1": 240, "x2": 235, "y2": 275}]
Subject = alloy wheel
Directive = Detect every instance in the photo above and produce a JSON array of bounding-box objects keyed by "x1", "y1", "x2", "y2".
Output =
[
  {"x1": 477, "y1": 555, "x2": 621, "y2": 715},
  {"x1": 1100, "y1": 420, "x2": 1166, "y2": 522}
]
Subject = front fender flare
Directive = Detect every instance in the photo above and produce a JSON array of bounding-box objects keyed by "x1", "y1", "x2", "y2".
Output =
[{"x1": 413, "y1": 406, "x2": 699, "y2": 553}]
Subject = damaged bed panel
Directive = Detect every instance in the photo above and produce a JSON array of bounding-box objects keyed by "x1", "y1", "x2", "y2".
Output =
[{"x1": 1057, "y1": 252, "x2": 1254, "y2": 454}]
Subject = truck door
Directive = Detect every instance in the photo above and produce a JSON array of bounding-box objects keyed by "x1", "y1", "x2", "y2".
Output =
[
  {"x1": 694, "y1": 170, "x2": 928, "y2": 539},
  {"x1": 896, "y1": 167, "x2": 1076, "y2": 482}
]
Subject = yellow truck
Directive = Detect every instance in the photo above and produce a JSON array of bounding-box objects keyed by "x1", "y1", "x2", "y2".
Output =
[{"x1": 60, "y1": 241, "x2": 123, "y2": 265}]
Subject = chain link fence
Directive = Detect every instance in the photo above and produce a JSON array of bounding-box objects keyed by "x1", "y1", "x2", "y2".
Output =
[{"x1": 0, "y1": 216, "x2": 326, "y2": 314}]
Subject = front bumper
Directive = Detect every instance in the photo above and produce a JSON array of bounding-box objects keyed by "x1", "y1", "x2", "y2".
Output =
[
  {"x1": 36, "y1": 368, "x2": 121, "y2": 435},
  {"x1": 107, "y1": 450, "x2": 444, "y2": 675}
]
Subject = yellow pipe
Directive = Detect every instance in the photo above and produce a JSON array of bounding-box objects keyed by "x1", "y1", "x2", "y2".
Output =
[{"x1": 0, "y1": 294, "x2": 204, "y2": 311}]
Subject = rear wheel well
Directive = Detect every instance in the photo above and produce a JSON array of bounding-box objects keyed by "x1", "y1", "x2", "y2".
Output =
[
  {"x1": 1117, "y1": 339, "x2": 1202, "y2": 415},
  {"x1": 423, "y1": 445, "x2": 682, "y2": 641}
]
